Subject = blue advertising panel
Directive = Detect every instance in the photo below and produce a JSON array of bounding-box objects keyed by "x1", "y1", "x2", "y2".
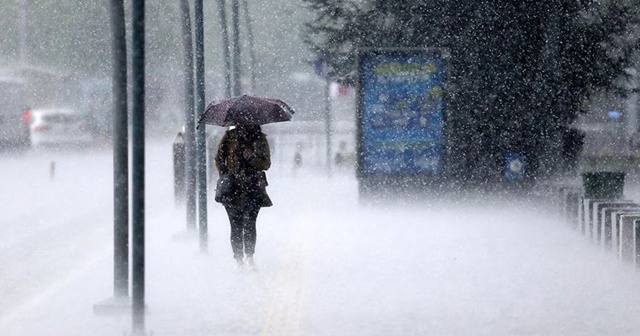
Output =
[
  {"x1": 357, "y1": 49, "x2": 446, "y2": 176},
  {"x1": 504, "y1": 152, "x2": 525, "y2": 180}
]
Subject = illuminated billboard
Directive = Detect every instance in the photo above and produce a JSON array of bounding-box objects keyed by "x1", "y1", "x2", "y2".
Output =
[{"x1": 357, "y1": 49, "x2": 447, "y2": 177}]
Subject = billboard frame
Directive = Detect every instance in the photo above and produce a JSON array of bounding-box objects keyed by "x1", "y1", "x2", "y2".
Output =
[{"x1": 355, "y1": 47, "x2": 450, "y2": 192}]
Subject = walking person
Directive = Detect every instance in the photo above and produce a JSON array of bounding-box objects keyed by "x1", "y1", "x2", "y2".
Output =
[{"x1": 215, "y1": 125, "x2": 272, "y2": 269}]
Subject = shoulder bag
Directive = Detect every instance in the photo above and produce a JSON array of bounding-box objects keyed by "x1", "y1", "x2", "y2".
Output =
[{"x1": 214, "y1": 174, "x2": 235, "y2": 203}]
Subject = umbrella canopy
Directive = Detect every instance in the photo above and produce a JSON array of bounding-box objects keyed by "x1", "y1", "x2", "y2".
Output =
[{"x1": 199, "y1": 95, "x2": 295, "y2": 126}]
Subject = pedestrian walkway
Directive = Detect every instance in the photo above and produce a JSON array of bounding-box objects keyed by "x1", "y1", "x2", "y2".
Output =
[{"x1": 4, "y1": 168, "x2": 640, "y2": 335}]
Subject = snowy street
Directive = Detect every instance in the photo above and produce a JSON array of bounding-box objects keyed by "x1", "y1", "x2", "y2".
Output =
[
  {"x1": 3, "y1": 0, "x2": 640, "y2": 334},
  {"x1": 3, "y1": 137, "x2": 640, "y2": 335}
]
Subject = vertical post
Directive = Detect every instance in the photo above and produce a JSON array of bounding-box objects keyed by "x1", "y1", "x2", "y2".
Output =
[
  {"x1": 216, "y1": 0, "x2": 232, "y2": 98},
  {"x1": 173, "y1": 131, "x2": 186, "y2": 204},
  {"x1": 315, "y1": 57, "x2": 332, "y2": 176},
  {"x1": 194, "y1": 0, "x2": 208, "y2": 252},
  {"x1": 324, "y1": 77, "x2": 332, "y2": 177},
  {"x1": 566, "y1": 190, "x2": 580, "y2": 229},
  {"x1": 110, "y1": 0, "x2": 129, "y2": 299},
  {"x1": 635, "y1": 220, "x2": 640, "y2": 267},
  {"x1": 231, "y1": 0, "x2": 241, "y2": 96},
  {"x1": 17, "y1": 0, "x2": 29, "y2": 63},
  {"x1": 131, "y1": 0, "x2": 146, "y2": 333},
  {"x1": 241, "y1": 0, "x2": 256, "y2": 93},
  {"x1": 626, "y1": 90, "x2": 638, "y2": 137},
  {"x1": 180, "y1": 0, "x2": 197, "y2": 231}
]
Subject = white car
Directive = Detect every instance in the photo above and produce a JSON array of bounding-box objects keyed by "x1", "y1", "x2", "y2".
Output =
[{"x1": 29, "y1": 108, "x2": 96, "y2": 149}]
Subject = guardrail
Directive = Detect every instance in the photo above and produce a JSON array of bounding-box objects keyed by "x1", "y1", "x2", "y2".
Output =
[{"x1": 553, "y1": 172, "x2": 640, "y2": 266}]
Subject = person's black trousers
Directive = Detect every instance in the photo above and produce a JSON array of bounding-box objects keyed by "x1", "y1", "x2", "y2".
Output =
[{"x1": 224, "y1": 204, "x2": 260, "y2": 260}]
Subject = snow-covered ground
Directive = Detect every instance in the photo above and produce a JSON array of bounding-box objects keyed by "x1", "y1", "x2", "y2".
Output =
[{"x1": 3, "y1": 137, "x2": 640, "y2": 335}]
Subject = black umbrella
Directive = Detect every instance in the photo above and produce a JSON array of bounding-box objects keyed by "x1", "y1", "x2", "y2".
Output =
[{"x1": 198, "y1": 95, "x2": 295, "y2": 126}]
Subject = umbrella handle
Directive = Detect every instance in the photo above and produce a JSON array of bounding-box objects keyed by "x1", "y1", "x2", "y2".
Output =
[{"x1": 195, "y1": 114, "x2": 207, "y2": 129}]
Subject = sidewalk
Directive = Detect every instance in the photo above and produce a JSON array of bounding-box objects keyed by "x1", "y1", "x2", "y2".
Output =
[{"x1": 5, "y1": 170, "x2": 640, "y2": 335}]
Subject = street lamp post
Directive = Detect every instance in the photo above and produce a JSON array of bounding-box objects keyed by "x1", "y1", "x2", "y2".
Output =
[
  {"x1": 216, "y1": 0, "x2": 231, "y2": 98},
  {"x1": 231, "y1": 0, "x2": 241, "y2": 96},
  {"x1": 130, "y1": 0, "x2": 146, "y2": 333},
  {"x1": 93, "y1": 0, "x2": 130, "y2": 315},
  {"x1": 194, "y1": 0, "x2": 208, "y2": 252},
  {"x1": 110, "y1": 0, "x2": 129, "y2": 300},
  {"x1": 179, "y1": 0, "x2": 197, "y2": 233},
  {"x1": 17, "y1": 0, "x2": 29, "y2": 63}
]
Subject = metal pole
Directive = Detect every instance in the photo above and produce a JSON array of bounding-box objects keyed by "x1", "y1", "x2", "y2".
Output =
[
  {"x1": 194, "y1": 0, "x2": 208, "y2": 252},
  {"x1": 17, "y1": 0, "x2": 29, "y2": 63},
  {"x1": 131, "y1": 0, "x2": 145, "y2": 332},
  {"x1": 180, "y1": 0, "x2": 197, "y2": 231},
  {"x1": 628, "y1": 92, "x2": 638, "y2": 137},
  {"x1": 216, "y1": 0, "x2": 231, "y2": 98},
  {"x1": 241, "y1": 0, "x2": 256, "y2": 93},
  {"x1": 324, "y1": 78, "x2": 332, "y2": 177},
  {"x1": 110, "y1": 0, "x2": 129, "y2": 299},
  {"x1": 231, "y1": 0, "x2": 241, "y2": 96}
]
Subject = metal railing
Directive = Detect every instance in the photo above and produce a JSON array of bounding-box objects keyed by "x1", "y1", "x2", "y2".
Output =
[{"x1": 553, "y1": 172, "x2": 640, "y2": 266}]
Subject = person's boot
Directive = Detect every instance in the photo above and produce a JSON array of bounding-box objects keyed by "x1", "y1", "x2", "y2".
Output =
[
  {"x1": 245, "y1": 255, "x2": 256, "y2": 271},
  {"x1": 234, "y1": 257, "x2": 244, "y2": 270}
]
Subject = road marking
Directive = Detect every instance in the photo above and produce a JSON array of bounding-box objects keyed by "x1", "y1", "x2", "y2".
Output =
[
  {"x1": 260, "y1": 211, "x2": 315, "y2": 336},
  {"x1": 0, "y1": 246, "x2": 111, "y2": 332}
]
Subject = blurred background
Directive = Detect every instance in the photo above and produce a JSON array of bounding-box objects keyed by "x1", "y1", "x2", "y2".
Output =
[{"x1": 1, "y1": 0, "x2": 640, "y2": 183}]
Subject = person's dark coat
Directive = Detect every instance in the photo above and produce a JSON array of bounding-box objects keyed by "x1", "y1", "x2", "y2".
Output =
[{"x1": 215, "y1": 127, "x2": 272, "y2": 207}]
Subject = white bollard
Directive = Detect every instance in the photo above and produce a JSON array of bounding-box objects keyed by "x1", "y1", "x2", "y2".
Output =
[
  {"x1": 598, "y1": 202, "x2": 637, "y2": 249},
  {"x1": 49, "y1": 161, "x2": 55, "y2": 180},
  {"x1": 618, "y1": 214, "x2": 640, "y2": 261}
]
